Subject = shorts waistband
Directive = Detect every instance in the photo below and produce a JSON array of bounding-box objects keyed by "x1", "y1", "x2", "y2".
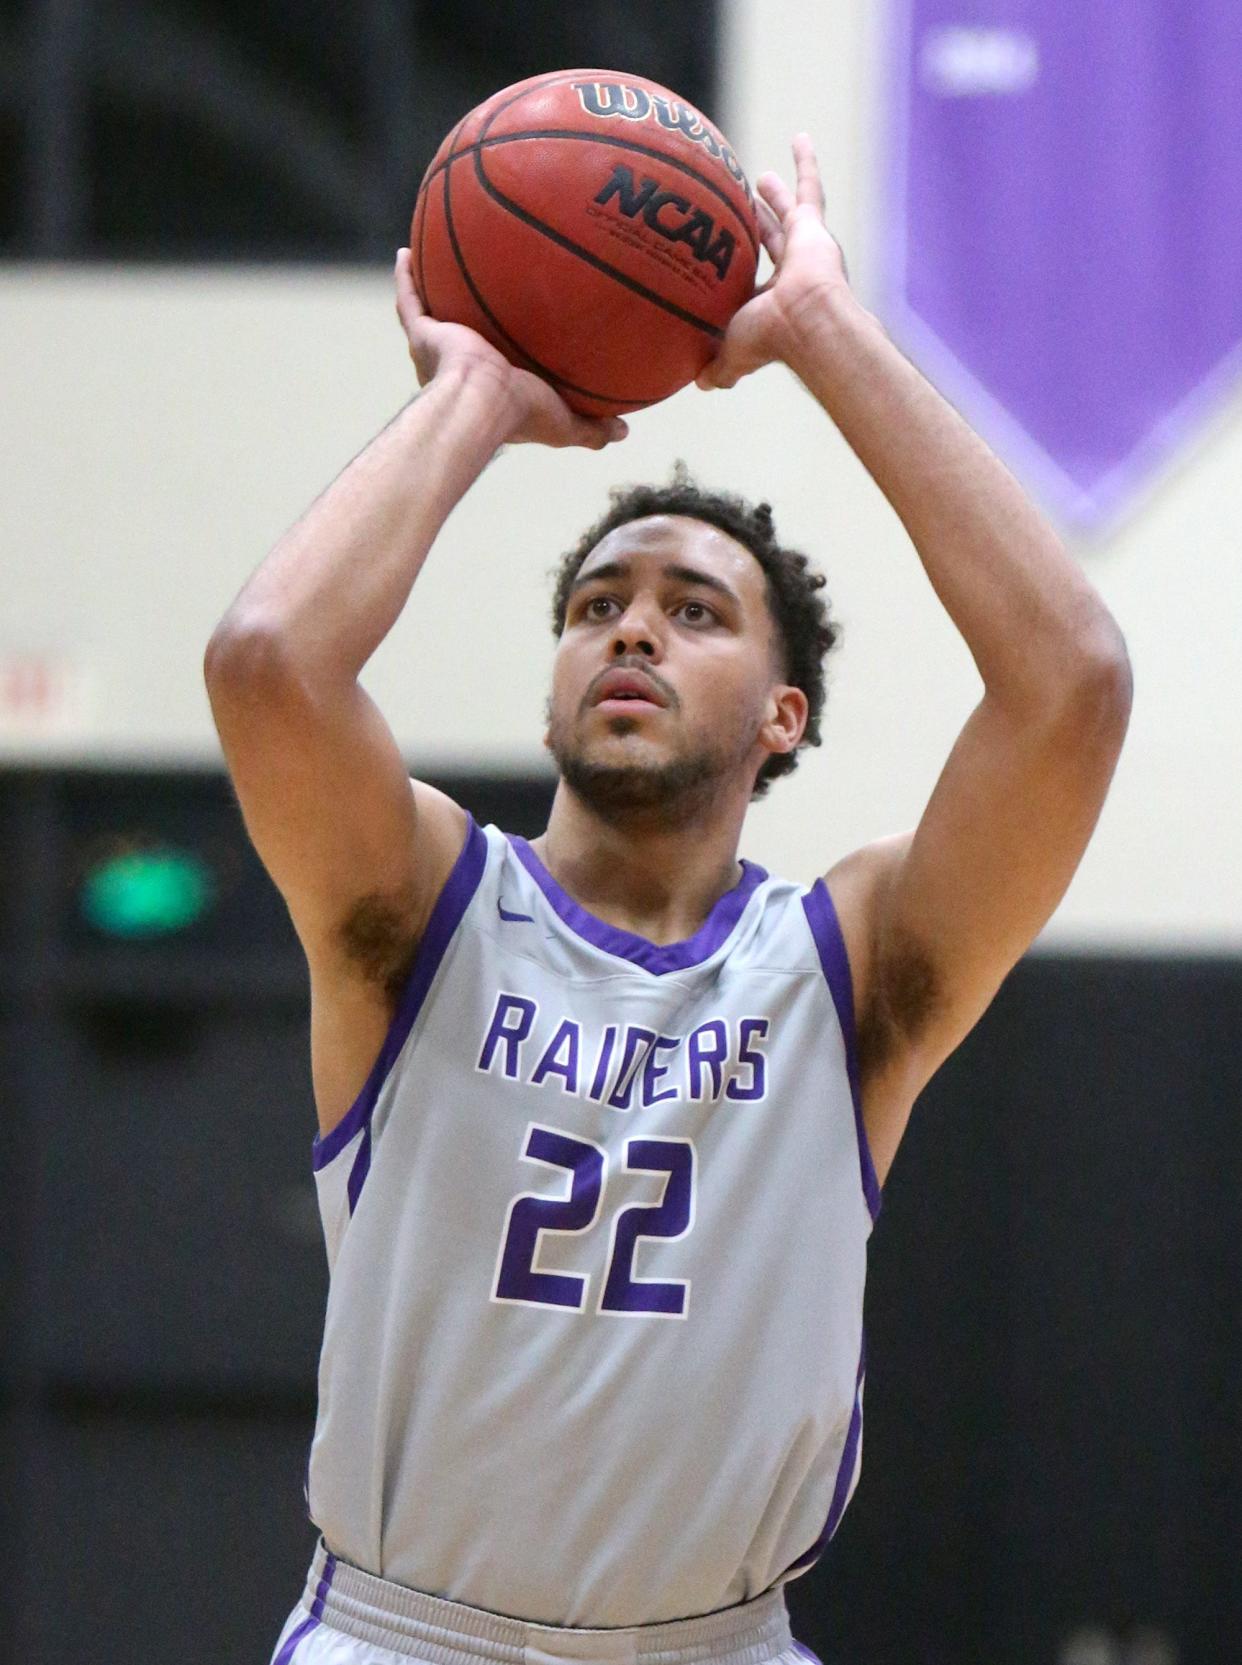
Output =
[{"x1": 301, "y1": 1540, "x2": 794, "y2": 1665}]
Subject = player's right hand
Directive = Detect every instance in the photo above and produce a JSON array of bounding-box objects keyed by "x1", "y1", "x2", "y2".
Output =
[
  {"x1": 695, "y1": 136, "x2": 852, "y2": 393},
  {"x1": 394, "y1": 249, "x2": 627, "y2": 451}
]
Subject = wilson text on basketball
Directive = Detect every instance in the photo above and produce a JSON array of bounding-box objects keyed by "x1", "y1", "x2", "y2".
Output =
[{"x1": 572, "y1": 80, "x2": 753, "y2": 203}]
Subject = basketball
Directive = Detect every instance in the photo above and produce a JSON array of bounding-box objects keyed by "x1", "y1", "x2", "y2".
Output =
[{"x1": 410, "y1": 69, "x2": 759, "y2": 418}]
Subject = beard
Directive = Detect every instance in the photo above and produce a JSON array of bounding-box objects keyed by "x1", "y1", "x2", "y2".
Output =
[
  {"x1": 555, "y1": 746, "x2": 720, "y2": 824},
  {"x1": 546, "y1": 707, "x2": 755, "y2": 828}
]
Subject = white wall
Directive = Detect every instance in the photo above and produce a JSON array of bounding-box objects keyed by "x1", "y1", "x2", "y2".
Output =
[{"x1": 3, "y1": 0, "x2": 1240, "y2": 947}]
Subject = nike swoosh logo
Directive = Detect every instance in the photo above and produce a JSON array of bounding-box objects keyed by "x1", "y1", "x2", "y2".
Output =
[{"x1": 498, "y1": 902, "x2": 535, "y2": 924}]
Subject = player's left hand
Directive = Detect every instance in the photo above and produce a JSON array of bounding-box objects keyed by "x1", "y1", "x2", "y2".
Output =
[
  {"x1": 394, "y1": 249, "x2": 627, "y2": 450},
  {"x1": 696, "y1": 134, "x2": 852, "y2": 392}
]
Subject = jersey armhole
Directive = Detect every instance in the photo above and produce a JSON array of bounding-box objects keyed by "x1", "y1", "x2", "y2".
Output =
[
  {"x1": 801, "y1": 878, "x2": 882, "y2": 1223},
  {"x1": 311, "y1": 814, "x2": 490, "y2": 1177}
]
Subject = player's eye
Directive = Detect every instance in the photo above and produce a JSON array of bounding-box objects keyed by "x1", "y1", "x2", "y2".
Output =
[
  {"x1": 583, "y1": 594, "x2": 619, "y2": 620},
  {"x1": 677, "y1": 600, "x2": 716, "y2": 625}
]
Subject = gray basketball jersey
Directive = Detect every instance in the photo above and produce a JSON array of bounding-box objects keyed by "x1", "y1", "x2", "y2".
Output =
[{"x1": 307, "y1": 818, "x2": 879, "y2": 1629}]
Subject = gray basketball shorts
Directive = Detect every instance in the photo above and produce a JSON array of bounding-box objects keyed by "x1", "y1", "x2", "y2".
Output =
[{"x1": 270, "y1": 1539, "x2": 822, "y2": 1665}]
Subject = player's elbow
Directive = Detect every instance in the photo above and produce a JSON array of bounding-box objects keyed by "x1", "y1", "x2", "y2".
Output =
[
  {"x1": 204, "y1": 613, "x2": 306, "y2": 721},
  {"x1": 1060, "y1": 613, "x2": 1133, "y2": 753}
]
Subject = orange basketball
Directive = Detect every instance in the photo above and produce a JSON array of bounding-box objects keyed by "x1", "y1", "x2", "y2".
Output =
[{"x1": 410, "y1": 69, "x2": 759, "y2": 418}]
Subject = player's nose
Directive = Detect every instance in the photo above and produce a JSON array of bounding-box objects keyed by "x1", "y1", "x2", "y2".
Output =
[{"x1": 608, "y1": 598, "x2": 664, "y2": 661}]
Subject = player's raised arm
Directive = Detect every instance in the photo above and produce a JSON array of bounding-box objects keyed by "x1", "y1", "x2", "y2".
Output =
[
  {"x1": 699, "y1": 138, "x2": 1132, "y2": 1182},
  {"x1": 205, "y1": 253, "x2": 625, "y2": 1133}
]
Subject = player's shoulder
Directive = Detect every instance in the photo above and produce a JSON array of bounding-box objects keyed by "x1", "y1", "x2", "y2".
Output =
[
  {"x1": 410, "y1": 778, "x2": 470, "y2": 853},
  {"x1": 824, "y1": 830, "x2": 914, "y2": 898}
]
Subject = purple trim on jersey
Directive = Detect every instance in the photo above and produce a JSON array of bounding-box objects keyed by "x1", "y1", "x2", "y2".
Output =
[
  {"x1": 346, "y1": 1122, "x2": 371, "y2": 1214},
  {"x1": 783, "y1": 1341, "x2": 866, "y2": 1577},
  {"x1": 507, "y1": 835, "x2": 768, "y2": 975},
  {"x1": 311, "y1": 816, "x2": 488, "y2": 1172},
  {"x1": 801, "y1": 880, "x2": 882, "y2": 1222},
  {"x1": 793, "y1": 1645, "x2": 824, "y2": 1665}
]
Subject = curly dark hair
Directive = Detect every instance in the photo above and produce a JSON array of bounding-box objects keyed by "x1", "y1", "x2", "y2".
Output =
[{"x1": 550, "y1": 465, "x2": 840, "y2": 798}]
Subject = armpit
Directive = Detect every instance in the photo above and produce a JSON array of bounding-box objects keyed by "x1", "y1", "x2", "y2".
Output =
[
  {"x1": 857, "y1": 927, "x2": 941, "y2": 1079},
  {"x1": 336, "y1": 891, "x2": 420, "y2": 1004}
]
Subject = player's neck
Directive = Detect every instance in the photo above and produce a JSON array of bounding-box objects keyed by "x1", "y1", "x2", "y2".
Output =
[{"x1": 532, "y1": 787, "x2": 748, "y2": 946}]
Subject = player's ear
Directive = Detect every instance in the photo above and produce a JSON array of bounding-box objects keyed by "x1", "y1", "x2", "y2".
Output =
[{"x1": 761, "y1": 684, "x2": 808, "y2": 756}]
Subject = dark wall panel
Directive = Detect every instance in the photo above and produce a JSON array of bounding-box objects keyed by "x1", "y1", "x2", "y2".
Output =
[
  {"x1": 31, "y1": 1001, "x2": 324, "y2": 1394},
  {"x1": 6, "y1": 2, "x2": 722, "y2": 262},
  {"x1": 790, "y1": 957, "x2": 1242, "y2": 1665},
  {"x1": 12, "y1": 1409, "x2": 317, "y2": 1664},
  {"x1": 0, "y1": 779, "x2": 15, "y2": 951}
]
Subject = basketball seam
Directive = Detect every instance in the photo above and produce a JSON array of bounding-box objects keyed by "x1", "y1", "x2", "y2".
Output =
[
  {"x1": 417, "y1": 111, "x2": 470, "y2": 312},
  {"x1": 470, "y1": 146, "x2": 726, "y2": 342},
  {"x1": 439, "y1": 147, "x2": 653, "y2": 408},
  {"x1": 413, "y1": 73, "x2": 554, "y2": 289},
  {"x1": 421, "y1": 131, "x2": 758, "y2": 260}
]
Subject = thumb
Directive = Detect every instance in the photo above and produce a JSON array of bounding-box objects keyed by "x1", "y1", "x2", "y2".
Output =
[
  {"x1": 572, "y1": 415, "x2": 630, "y2": 450},
  {"x1": 696, "y1": 351, "x2": 743, "y2": 392}
]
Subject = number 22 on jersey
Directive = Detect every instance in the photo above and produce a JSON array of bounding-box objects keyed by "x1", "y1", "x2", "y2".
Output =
[{"x1": 491, "y1": 1122, "x2": 697, "y2": 1318}]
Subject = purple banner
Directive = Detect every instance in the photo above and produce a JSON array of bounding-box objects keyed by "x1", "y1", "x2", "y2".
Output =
[{"x1": 883, "y1": 1, "x2": 1242, "y2": 528}]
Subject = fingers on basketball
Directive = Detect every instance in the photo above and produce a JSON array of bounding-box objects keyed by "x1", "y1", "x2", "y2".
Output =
[
  {"x1": 394, "y1": 249, "x2": 425, "y2": 328},
  {"x1": 755, "y1": 196, "x2": 785, "y2": 265},
  {"x1": 756, "y1": 170, "x2": 796, "y2": 228}
]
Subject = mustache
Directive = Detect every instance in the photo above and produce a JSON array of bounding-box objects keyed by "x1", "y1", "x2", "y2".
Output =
[{"x1": 580, "y1": 659, "x2": 678, "y2": 713}]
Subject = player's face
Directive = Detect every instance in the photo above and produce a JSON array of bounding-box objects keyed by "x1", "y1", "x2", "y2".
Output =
[{"x1": 545, "y1": 515, "x2": 803, "y2": 821}]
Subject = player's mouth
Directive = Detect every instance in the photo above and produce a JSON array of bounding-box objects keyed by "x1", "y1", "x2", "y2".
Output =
[{"x1": 590, "y1": 669, "x2": 670, "y2": 712}]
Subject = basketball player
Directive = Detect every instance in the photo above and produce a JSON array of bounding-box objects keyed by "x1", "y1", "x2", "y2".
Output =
[{"x1": 205, "y1": 138, "x2": 1131, "y2": 1664}]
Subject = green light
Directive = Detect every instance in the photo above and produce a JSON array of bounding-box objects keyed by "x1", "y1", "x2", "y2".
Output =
[{"x1": 81, "y1": 847, "x2": 214, "y2": 938}]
